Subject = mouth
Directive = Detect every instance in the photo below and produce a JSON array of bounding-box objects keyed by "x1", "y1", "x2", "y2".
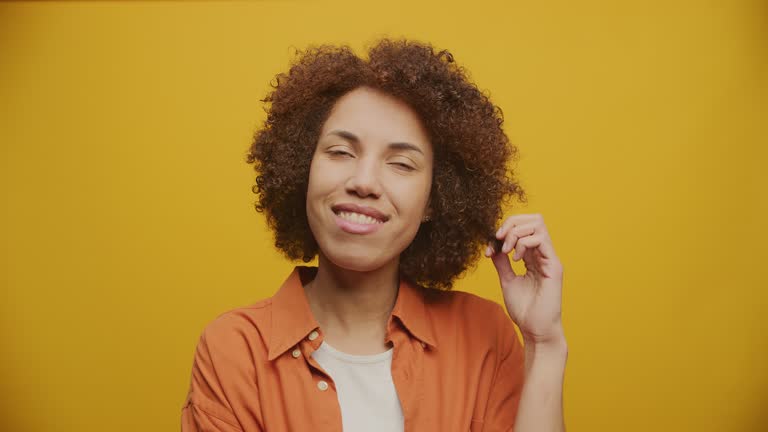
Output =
[
  {"x1": 330, "y1": 203, "x2": 388, "y2": 235},
  {"x1": 330, "y1": 203, "x2": 389, "y2": 224},
  {"x1": 332, "y1": 210, "x2": 386, "y2": 225}
]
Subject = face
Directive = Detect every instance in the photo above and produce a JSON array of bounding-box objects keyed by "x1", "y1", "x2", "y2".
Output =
[{"x1": 306, "y1": 86, "x2": 434, "y2": 272}]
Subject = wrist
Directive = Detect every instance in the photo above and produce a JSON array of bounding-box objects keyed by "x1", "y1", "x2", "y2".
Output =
[
  {"x1": 524, "y1": 336, "x2": 568, "y2": 357},
  {"x1": 522, "y1": 332, "x2": 568, "y2": 375},
  {"x1": 522, "y1": 323, "x2": 567, "y2": 349},
  {"x1": 523, "y1": 328, "x2": 567, "y2": 360}
]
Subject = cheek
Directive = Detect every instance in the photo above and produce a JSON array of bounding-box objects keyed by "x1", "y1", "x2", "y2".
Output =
[
  {"x1": 305, "y1": 163, "x2": 329, "y2": 236},
  {"x1": 391, "y1": 181, "x2": 430, "y2": 220},
  {"x1": 307, "y1": 159, "x2": 331, "y2": 197},
  {"x1": 306, "y1": 160, "x2": 343, "y2": 220}
]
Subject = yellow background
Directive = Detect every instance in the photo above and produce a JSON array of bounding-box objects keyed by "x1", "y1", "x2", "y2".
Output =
[{"x1": 1, "y1": 1, "x2": 766, "y2": 431}]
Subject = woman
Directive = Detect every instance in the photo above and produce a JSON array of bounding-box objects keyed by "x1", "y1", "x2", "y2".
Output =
[{"x1": 181, "y1": 38, "x2": 566, "y2": 432}]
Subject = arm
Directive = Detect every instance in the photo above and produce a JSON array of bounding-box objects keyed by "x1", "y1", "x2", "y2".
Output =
[
  {"x1": 481, "y1": 305, "x2": 566, "y2": 432},
  {"x1": 486, "y1": 212, "x2": 567, "y2": 431},
  {"x1": 181, "y1": 315, "x2": 262, "y2": 432},
  {"x1": 514, "y1": 330, "x2": 567, "y2": 432}
]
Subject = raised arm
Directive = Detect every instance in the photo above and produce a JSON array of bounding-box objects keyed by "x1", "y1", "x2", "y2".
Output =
[{"x1": 486, "y1": 212, "x2": 567, "y2": 431}]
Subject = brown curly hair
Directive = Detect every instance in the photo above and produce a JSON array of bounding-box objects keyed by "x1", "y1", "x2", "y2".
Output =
[{"x1": 245, "y1": 38, "x2": 527, "y2": 290}]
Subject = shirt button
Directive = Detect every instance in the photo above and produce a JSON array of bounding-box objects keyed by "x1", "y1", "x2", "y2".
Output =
[
  {"x1": 317, "y1": 380, "x2": 329, "y2": 391},
  {"x1": 308, "y1": 330, "x2": 319, "y2": 341},
  {"x1": 291, "y1": 348, "x2": 301, "y2": 358}
]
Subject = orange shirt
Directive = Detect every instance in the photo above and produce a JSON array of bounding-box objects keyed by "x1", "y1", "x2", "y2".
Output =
[{"x1": 181, "y1": 265, "x2": 525, "y2": 431}]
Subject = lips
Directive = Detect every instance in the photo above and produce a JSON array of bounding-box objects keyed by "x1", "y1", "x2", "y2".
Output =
[{"x1": 331, "y1": 203, "x2": 389, "y2": 223}]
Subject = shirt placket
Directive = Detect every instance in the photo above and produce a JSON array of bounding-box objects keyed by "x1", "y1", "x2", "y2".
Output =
[
  {"x1": 295, "y1": 328, "x2": 343, "y2": 431},
  {"x1": 387, "y1": 324, "x2": 427, "y2": 432}
]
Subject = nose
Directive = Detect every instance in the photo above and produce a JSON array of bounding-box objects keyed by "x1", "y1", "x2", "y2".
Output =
[{"x1": 345, "y1": 157, "x2": 382, "y2": 199}]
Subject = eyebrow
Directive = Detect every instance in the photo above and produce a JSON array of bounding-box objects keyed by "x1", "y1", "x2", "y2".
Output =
[{"x1": 327, "y1": 129, "x2": 425, "y2": 156}]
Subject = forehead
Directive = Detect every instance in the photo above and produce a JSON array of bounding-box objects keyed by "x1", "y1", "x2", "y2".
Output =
[{"x1": 320, "y1": 87, "x2": 431, "y2": 150}]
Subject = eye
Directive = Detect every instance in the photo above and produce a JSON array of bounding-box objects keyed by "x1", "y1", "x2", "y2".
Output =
[
  {"x1": 390, "y1": 162, "x2": 415, "y2": 171},
  {"x1": 328, "y1": 150, "x2": 353, "y2": 157}
]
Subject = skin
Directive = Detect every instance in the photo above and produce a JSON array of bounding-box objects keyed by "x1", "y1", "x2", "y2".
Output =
[
  {"x1": 304, "y1": 86, "x2": 433, "y2": 355},
  {"x1": 304, "y1": 85, "x2": 566, "y2": 431},
  {"x1": 487, "y1": 215, "x2": 567, "y2": 432}
]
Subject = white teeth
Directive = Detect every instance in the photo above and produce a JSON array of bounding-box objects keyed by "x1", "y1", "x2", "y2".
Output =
[{"x1": 338, "y1": 211, "x2": 382, "y2": 225}]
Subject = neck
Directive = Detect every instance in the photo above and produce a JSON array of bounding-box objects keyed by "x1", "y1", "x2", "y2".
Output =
[{"x1": 304, "y1": 252, "x2": 400, "y2": 354}]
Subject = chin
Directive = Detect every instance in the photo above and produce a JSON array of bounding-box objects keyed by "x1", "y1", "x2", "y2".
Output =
[{"x1": 320, "y1": 244, "x2": 396, "y2": 273}]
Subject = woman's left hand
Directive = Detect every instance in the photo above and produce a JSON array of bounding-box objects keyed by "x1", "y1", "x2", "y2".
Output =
[{"x1": 485, "y1": 213, "x2": 565, "y2": 345}]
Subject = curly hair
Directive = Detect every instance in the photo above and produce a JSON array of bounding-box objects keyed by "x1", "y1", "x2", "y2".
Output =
[{"x1": 245, "y1": 38, "x2": 527, "y2": 290}]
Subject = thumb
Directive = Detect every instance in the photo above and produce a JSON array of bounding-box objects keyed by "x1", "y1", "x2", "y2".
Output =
[{"x1": 489, "y1": 245, "x2": 517, "y2": 281}]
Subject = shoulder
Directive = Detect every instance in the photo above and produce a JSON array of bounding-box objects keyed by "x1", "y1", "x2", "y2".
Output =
[
  {"x1": 423, "y1": 287, "x2": 509, "y2": 323},
  {"x1": 194, "y1": 297, "x2": 275, "y2": 360},
  {"x1": 184, "y1": 299, "x2": 276, "y2": 424},
  {"x1": 422, "y1": 288, "x2": 519, "y2": 348}
]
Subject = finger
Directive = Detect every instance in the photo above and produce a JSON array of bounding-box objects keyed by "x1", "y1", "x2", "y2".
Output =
[
  {"x1": 489, "y1": 246, "x2": 517, "y2": 280},
  {"x1": 511, "y1": 217, "x2": 553, "y2": 260},
  {"x1": 523, "y1": 248, "x2": 544, "y2": 275},
  {"x1": 487, "y1": 237, "x2": 504, "y2": 255},
  {"x1": 495, "y1": 213, "x2": 540, "y2": 240},
  {"x1": 494, "y1": 213, "x2": 537, "y2": 239},
  {"x1": 523, "y1": 243, "x2": 562, "y2": 279},
  {"x1": 513, "y1": 234, "x2": 538, "y2": 261},
  {"x1": 513, "y1": 233, "x2": 558, "y2": 264},
  {"x1": 502, "y1": 222, "x2": 537, "y2": 254}
]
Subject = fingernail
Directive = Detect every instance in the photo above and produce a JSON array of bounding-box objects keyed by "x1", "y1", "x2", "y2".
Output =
[
  {"x1": 485, "y1": 246, "x2": 492, "y2": 256},
  {"x1": 495, "y1": 227, "x2": 503, "y2": 237}
]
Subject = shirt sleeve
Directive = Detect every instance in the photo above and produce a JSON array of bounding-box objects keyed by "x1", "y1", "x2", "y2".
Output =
[
  {"x1": 181, "y1": 315, "x2": 261, "y2": 432},
  {"x1": 482, "y1": 302, "x2": 526, "y2": 432}
]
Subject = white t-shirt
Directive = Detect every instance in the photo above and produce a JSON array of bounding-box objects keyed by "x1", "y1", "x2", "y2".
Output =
[{"x1": 311, "y1": 341, "x2": 404, "y2": 432}]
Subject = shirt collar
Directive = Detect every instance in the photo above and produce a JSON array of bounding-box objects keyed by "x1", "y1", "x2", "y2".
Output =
[{"x1": 267, "y1": 265, "x2": 438, "y2": 361}]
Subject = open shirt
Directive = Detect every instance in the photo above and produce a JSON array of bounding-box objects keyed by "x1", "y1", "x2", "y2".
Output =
[{"x1": 181, "y1": 265, "x2": 525, "y2": 431}]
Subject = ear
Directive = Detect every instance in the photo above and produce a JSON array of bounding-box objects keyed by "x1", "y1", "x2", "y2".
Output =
[{"x1": 423, "y1": 196, "x2": 433, "y2": 221}]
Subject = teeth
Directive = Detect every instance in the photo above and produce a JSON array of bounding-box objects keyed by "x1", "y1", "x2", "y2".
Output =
[{"x1": 338, "y1": 211, "x2": 382, "y2": 225}]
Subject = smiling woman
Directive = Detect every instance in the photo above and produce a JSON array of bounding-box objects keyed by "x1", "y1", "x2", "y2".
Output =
[
  {"x1": 181, "y1": 38, "x2": 566, "y2": 432},
  {"x1": 246, "y1": 38, "x2": 526, "y2": 290},
  {"x1": 306, "y1": 87, "x2": 435, "y2": 275}
]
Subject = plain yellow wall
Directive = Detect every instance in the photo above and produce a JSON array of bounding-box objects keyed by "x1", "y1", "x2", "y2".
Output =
[{"x1": 1, "y1": 1, "x2": 766, "y2": 431}]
